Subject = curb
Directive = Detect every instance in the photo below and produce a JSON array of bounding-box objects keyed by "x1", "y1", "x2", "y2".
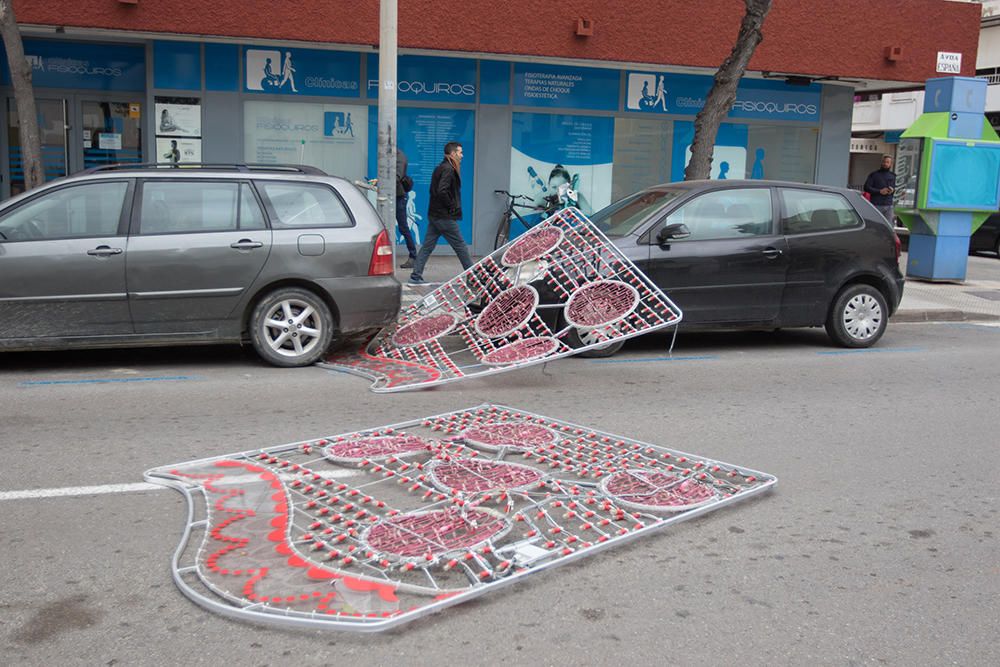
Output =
[{"x1": 892, "y1": 309, "x2": 1000, "y2": 323}]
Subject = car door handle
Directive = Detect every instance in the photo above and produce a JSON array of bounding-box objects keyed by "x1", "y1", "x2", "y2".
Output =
[
  {"x1": 230, "y1": 239, "x2": 264, "y2": 250},
  {"x1": 761, "y1": 247, "x2": 783, "y2": 259},
  {"x1": 87, "y1": 245, "x2": 123, "y2": 257}
]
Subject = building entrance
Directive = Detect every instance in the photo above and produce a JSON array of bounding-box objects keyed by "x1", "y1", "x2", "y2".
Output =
[{"x1": 6, "y1": 94, "x2": 142, "y2": 196}]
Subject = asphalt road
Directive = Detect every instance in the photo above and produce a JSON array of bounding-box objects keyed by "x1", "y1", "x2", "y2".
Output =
[{"x1": 1, "y1": 320, "x2": 998, "y2": 666}]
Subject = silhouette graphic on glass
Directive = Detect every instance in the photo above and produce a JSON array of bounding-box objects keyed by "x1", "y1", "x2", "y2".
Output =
[
  {"x1": 405, "y1": 191, "x2": 422, "y2": 245},
  {"x1": 280, "y1": 52, "x2": 298, "y2": 92},
  {"x1": 751, "y1": 148, "x2": 766, "y2": 179},
  {"x1": 653, "y1": 76, "x2": 668, "y2": 111},
  {"x1": 262, "y1": 58, "x2": 280, "y2": 91},
  {"x1": 638, "y1": 76, "x2": 659, "y2": 111},
  {"x1": 718, "y1": 161, "x2": 730, "y2": 180}
]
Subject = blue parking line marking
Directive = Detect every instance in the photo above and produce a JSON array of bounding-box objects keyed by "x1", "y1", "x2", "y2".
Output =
[
  {"x1": 816, "y1": 347, "x2": 923, "y2": 356},
  {"x1": 18, "y1": 375, "x2": 200, "y2": 387},
  {"x1": 589, "y1": 355, "x2": 717, "y2": 364}
]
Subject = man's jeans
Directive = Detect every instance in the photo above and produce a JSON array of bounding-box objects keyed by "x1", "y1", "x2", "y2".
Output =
[
  {"x1": 395, "y1": 196, "x2": 417, "y2": 259},
  {"x1": 875, "y1": 204, "x2": 895, "y2": 226},
  {"x1": 410, "y1": 216, "x2": 474, "y2": 280}
]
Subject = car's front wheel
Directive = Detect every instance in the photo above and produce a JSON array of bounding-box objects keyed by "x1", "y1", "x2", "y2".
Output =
[
  {"x1": 825, "y1": 284, "x2": 888, "y2": 348},
  {"x1": 249, "y1": 287, "x2": 335, "y2": 367}
]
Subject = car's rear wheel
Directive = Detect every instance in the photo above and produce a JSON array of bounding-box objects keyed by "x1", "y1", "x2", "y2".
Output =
[
  {"x1": 993, "y1": 234, "x2": 1000, "y2": 258},
  {"x1": 825, "y1": 284, "x2": 888, "y2": 348},
  {"x1": 565, "y1": 327, "x2": 625, "y2": 358},
  {"x1": 250, "y1": 287, "x2": 335, "y2": 367}
]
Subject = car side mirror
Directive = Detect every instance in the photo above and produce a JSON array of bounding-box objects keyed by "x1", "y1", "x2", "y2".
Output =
[{"x1": 657, "y1": 223, "x2": 690, "y2": 244}]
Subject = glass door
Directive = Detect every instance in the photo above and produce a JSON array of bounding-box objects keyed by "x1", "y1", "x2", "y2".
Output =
[
  {"x1": 7, "y1": 98, "x2": 68, "y2": 196},
  {"x1": 80, "y1": 100, "x2": 142, "y2": 169}
]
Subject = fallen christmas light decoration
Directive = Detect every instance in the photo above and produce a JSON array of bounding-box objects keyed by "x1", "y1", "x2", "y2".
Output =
[
  {"x1": 145, "y1": 404, "x2": 776, "y2": 632},
  {"x1": 320, "y1": 208, "x2": 682, "y2": 392}
]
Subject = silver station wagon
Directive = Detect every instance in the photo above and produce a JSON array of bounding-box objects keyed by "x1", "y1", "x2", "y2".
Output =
[{"x1": 0, "y1": 164, "x2": 401, "y2": 367}]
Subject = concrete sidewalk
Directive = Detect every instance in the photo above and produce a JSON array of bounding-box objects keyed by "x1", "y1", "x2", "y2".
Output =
[{"x1": 393, "y1": 250, "x2": 1000, "y2": 323}]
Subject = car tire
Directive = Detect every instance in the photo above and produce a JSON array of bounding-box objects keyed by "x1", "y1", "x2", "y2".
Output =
[
  {"x1": 249, "y1": 287, "x2": 335, "y2": 367},
  {"x1": 825, "y1": 284, "x2": 888, "y2": 348},
  {"x1": 565, "y1": 327, "x2": 625, "y2": 358},
  {"x1": 994, "y1": 235, "x2": 1000, "y2": 258}
]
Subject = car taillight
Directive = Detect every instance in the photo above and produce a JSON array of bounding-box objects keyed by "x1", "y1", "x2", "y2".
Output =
[
  {"x1": 368, "y1": 229, "x2": 394, "y2": 276},
  {"x1": 893, "y1": 231, "x2": 901, "y2": 261}
]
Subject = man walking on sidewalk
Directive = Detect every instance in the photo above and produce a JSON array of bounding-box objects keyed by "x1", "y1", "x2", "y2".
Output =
[
  {"x1": 395, "y1": 148, "x2": 418, "y2": 269},
  {"x1": 864, "y1": 155, "x2": 897, "y2": 225},
  {"x1": 408, "y1": 142, "x2": 474, "y2": 285}
]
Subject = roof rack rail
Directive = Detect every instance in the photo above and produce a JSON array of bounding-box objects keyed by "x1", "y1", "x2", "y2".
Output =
[{"x1": 79, "y1": 163, "x2": 328, "y2": 176}]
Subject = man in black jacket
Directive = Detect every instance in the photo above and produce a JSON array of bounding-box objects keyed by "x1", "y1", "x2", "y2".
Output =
[
  {"x1": 864, "y1": 155, "x2": 896, "y2": 225},
  {"x1": 408, "y1": 141, "x2": 474, "y2": 285}
]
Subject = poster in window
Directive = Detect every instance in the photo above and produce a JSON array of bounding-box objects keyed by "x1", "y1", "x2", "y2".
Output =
[
  {"x1": 509, "y1": 112, "x2": 614, "y2": 231},
  {"x1": 156, "y1": 137, "x2": 202, "y2": 165},
  {"x1": 155, "y1": 103, "x2": 202, "y2": 137}
]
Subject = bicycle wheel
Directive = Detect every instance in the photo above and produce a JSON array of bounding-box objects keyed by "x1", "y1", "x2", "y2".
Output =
[{"x1": 493, "y1": 212, "x2": 512, "y2": 250}]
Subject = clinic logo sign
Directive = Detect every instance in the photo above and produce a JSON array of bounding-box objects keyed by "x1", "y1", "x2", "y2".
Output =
[
  {"x1": 323, "y1": 111, "x2": 358, "y2": 142},
  {"x1": 4, "y1": 40, "x2": 144, "y2": 91},
  {"x1": 24, "y1": 54, "x2": 124, "y2": 78},
  {"x1": 366, "y1": 55, "x2": 477, "y2": 102},
  {"x1": 247, "y1": 49, "x2": 299, "y2": 92},
  {"x1": 366, "y1": 79, "x2": 475, "y2": 98},
  {"x1": 244, "y1": 47, "x2": 360, "y2": 96},
  {"x1": 626, "y1": 73, "x2": 669, "y2": 112},
  {"x1": 626, "y1": 70, "x2": 820, "y2": 122},
  {"x1": 731, "y1": 98, "x2": 818, "y2": 117}
]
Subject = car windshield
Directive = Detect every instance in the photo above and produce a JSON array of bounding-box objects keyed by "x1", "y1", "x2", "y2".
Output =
[{"x1": 591, "y1": 188, "x2": 683, "y2": 237}]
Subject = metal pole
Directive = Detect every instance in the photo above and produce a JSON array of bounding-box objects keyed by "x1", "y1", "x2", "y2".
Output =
[{"x1": 376, "y1": 0, "x2": 398, "y2": 234}]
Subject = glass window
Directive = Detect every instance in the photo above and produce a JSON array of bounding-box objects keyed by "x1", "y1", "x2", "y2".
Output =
[
  {"x1": 139, "y1": 181, "x2": 239, "y2": 235},
  {"x1": 660, "y1": 188, "x2": 773, "y2": 241},
  {"x1": 0, "y1": 181, "x2": 127, "y2": 242},
  {"x1": 242, "y1": 101, "x2": 367, "y2": 181},
  {"x1": 258, "y1": 182, "x2": 352, "y2": 228},
  {"x1": 780, "y1": 189, "x2": 862, "y2": 234},
  {"x1": 611, "y1": 117, "x2": 673, "y2": 202},
  {"x1": 591, "y1": 188, "x2": 682, "y2": 237},
  {"x1": 240, "y1": 184, "x2": 266, "y2": 230},
  {"x1": 746, "y1": 125, "x2": 819, "y2": 182}
]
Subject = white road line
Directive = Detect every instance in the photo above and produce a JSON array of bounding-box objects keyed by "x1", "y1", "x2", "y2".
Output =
[
  {"x1": 0, "y1": 482, "x2": 162, "y2": 500},
  {"x1": 0, "y1": 469, "x2": 361, "y2": 501}
]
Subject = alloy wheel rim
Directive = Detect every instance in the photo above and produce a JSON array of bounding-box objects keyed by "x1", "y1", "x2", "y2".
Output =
[
  {"x1": 842, "y1": 294, "x2": 882, "y2": 341},
  {"x1": 262, "y1": 298, "x2": 322, "y2": 358},
  {"x1": 577, "y1": 326, "x2": 619, "y2": 350}
]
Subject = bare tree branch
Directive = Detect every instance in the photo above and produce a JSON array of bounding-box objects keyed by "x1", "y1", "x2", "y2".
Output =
[{"x1": 685, "y1": 0, "x2": 772, "y2": 181}]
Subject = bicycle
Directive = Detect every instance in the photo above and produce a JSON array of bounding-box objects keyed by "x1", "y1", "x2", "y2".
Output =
[{"x1": 492, "y1": 190, "x2": 545, "y2": 250}]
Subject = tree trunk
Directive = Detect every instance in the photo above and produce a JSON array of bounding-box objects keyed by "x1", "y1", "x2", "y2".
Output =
[
  {"x1": 684, "y1": 0, "x2": 772, "y2": 181},
  {"x1": 0, "y1": 1, "x2": 43, "y2": 191}
]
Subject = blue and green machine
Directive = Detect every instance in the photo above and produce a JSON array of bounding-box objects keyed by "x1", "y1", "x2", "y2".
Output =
[{"x1": 896, "y1": 76, "x2": 1000, "y2": 281}]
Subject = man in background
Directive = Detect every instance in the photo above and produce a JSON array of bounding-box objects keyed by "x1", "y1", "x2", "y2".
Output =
[
  {"x1": 408, "y1": 142, "x2": 473, "y2": 285},
  {"x1": 864, "y1": 154, "x2": 897, "y2": 225},
  {"x1": 395, "y1": 148, "x2": 417, "y2": 269}
]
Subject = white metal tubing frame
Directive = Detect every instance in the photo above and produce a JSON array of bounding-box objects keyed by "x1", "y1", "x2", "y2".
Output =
[
  {"x1": 319, "y1": 208, "x2": 684, "y2": 392},
  {"x1": 145, "y1": 404, "x2": 775, "y2": 632}
]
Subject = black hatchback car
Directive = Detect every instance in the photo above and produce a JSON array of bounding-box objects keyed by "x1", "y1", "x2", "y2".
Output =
[
  {"x1": 573, "y1": 180, "x2": 904, "y2": 355},
  {"x1": 969, "y1": 211, "x2": 1000, "y2": 256}
]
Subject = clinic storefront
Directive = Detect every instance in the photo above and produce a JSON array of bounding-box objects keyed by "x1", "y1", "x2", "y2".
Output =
[{"x1": 2, "y1": 37, "x2": 840, "y2": 254}]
